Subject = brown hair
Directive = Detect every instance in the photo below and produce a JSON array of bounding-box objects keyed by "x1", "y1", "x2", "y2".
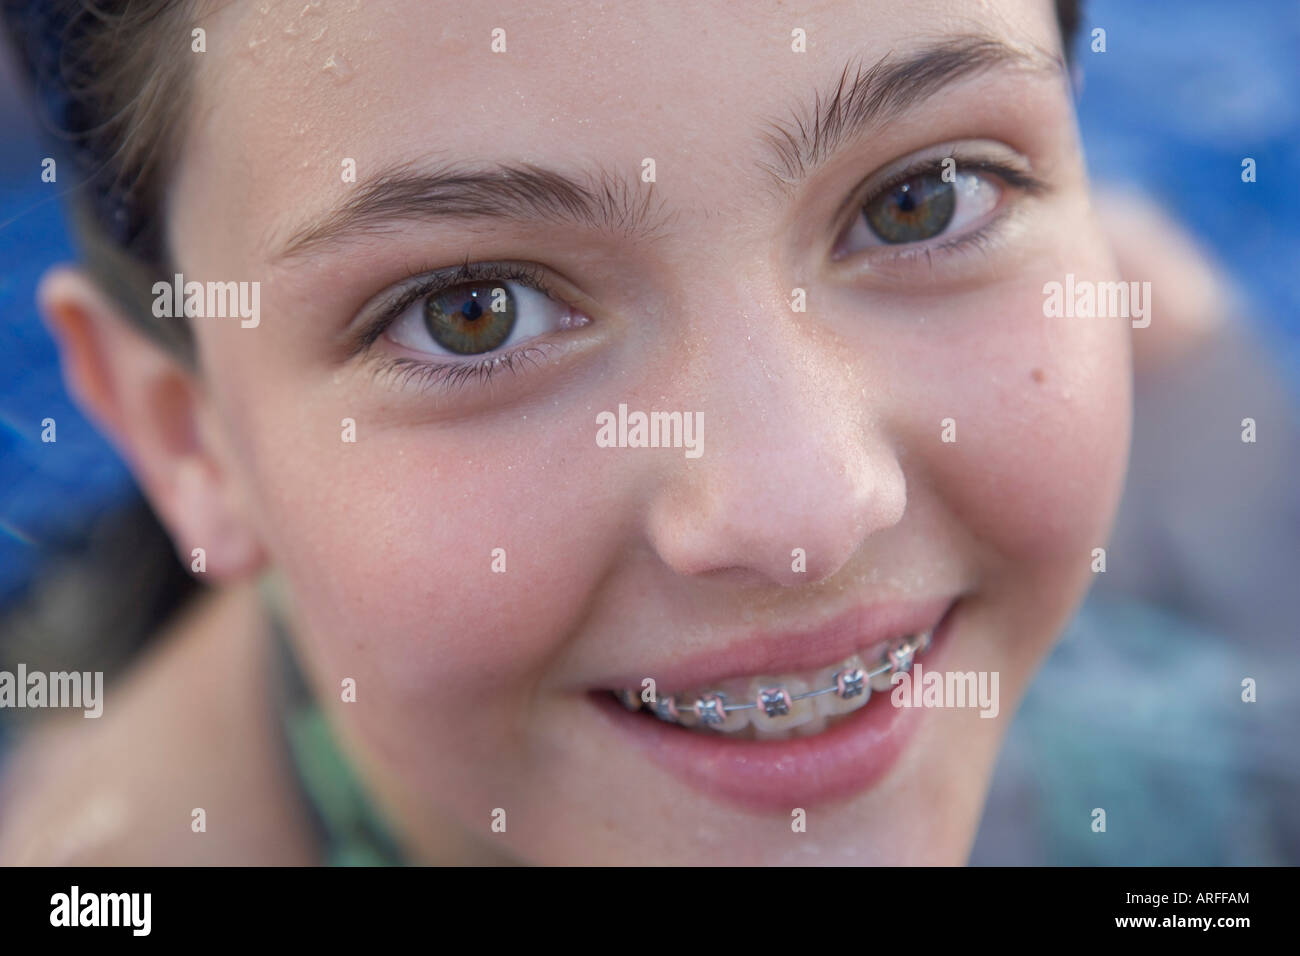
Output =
[
  {"x1": 0, "y1": 0, "x2": 205, "y2": 679},
  {"x1": 5, "y1": 0, "x2": 201, "y2": 359}
]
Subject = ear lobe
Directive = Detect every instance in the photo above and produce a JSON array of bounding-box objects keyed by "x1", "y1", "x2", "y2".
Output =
[{"x1": 36, "y1": 265, "x2": 266, "y2": 581}]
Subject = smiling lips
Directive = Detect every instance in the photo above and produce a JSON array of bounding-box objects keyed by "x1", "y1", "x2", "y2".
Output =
[{"x1": 589, "y1": 596, "x2": 960, "y2": 811}]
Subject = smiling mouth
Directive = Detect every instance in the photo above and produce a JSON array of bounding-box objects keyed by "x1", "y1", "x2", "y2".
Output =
[{"x1": 607, "y1": 629, "x2": 932, "y2": 741}]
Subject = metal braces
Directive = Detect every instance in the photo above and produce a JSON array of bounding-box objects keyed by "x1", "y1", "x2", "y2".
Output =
[{"x1": 615, "y1": 629, "x2": 933, "y2": 725}]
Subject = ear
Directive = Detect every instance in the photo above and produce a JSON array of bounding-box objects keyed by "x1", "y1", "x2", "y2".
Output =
[{"x1": 37, "y1": 265, "x2": 266, "y2": 581}]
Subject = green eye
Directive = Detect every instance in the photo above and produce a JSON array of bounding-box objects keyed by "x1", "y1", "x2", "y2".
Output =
[
  {"x1": 424, "y1": 281, "x2": 516, "y2": 355},
  {"x1": 861, "y1": 172, "x2": 956, "y2": 244}
]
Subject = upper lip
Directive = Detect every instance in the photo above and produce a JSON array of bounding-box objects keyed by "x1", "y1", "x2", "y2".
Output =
[{"x1": 595, "y1": 595, "x2": 958, "y2": 694}]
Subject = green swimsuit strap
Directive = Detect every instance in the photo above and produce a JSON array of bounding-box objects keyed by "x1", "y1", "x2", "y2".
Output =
[{"x1": 261, "y1": 576, "x2": 410, "y2": 866}]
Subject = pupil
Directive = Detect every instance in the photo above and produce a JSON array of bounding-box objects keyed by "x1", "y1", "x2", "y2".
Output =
[
  {"x1": 896, "y1": 184, "x2": 916, "y2": 212},
  {"x1": 460, "y1": 296, "x2": 483, "y2": 321}
]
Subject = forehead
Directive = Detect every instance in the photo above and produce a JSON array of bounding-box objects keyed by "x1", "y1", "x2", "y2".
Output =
[{"x1": 173, "y1": 0, "x2": 1057, "y2": 266}]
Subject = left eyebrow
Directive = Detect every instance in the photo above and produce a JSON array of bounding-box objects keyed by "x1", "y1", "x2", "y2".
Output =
[
  {"x1": 756, "y1": 35, "x2": 1066, "y2": 186},
  {"x1": 270, "y1": 34, "x2": 1063, "y2": 261}
]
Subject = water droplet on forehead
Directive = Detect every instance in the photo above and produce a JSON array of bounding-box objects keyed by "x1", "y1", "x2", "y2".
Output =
[{"x1": 323, "y1": 52, "x2": 354, "y2": 82}]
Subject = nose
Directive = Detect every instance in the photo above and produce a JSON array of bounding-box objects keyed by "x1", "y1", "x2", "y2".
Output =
[{"x1": 643, "y1": 298, "x2": 906, "y2": 588}]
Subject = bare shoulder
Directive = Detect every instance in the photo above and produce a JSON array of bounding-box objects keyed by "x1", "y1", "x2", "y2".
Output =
[{"x1": 0, "y1": 582, "x2": 318, "y2": 864}]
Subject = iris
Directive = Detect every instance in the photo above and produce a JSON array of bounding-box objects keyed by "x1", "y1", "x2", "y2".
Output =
[
  {"x1": 863, "y1": 171, "x2": 956, "y2": 243},
  {"x1": 423, "y1": 281, "x2": 516, "y2": 354}
]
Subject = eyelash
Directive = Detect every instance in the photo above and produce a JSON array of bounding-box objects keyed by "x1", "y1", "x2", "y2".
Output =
[
  {"x1": 377, "y1": 345, "x2": 552, "y2": 393},
  {"x1": 358, "y1": 155, "x2": 1046, "y2": 395},
  {"x1": 866, "y1": 156, "x2": 1045, "y2": 206}
]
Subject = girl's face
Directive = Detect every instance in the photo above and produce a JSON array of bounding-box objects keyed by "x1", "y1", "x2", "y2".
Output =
[{"x1": 164, "y1": 0, "x2": 1129, "y2": 863}]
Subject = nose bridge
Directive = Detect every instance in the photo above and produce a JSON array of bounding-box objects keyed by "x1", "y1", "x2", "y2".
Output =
[
  {"x1": 644, "y1": 281, "x2": 906, "y2": 586},
  {"x1": 672, "y1": 258, "x2": 825, "y2": 421}
]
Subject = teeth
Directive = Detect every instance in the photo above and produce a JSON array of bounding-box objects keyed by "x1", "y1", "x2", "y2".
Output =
[
  {"x1": 795, "y1": 714, "x2": 828, "y2": 736},
  {"x1": 694, "y1": 693, "x2": 750, "y2": 733},
  {"x1": 814, "y1": 655, "x2": 871, "y2": 718},
  {"x1": 623, "y1": 629, "x2": 933, "y2": 740},
  {"x1": 752, "y1": 676, "x2": 817, "y2": 735},
  {"x1": 757, "y1": 685, "x2": 792, "y2": 718},
  {"x1": 653, "y1": 695, "x2": 699, "y2": 727},
  {"x1": 870, "y1": 636, "x2": 917, "y2": 691},
  {"x1": 868, "y1": 667, "x2": 896, "y2": 692}
]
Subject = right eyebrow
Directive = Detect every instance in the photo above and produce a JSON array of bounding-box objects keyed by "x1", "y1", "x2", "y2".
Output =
[
  {"x1": 269, "y1": 34, "x2": 1063, "y2": 262},
  {"x1": 271, "y1": 159, "x2": 675, "y2": 261}
]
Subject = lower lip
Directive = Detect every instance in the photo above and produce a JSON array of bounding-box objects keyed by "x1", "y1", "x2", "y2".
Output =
[{"x1": 588, "y1": 600, "x2": 960, "y2": 813}]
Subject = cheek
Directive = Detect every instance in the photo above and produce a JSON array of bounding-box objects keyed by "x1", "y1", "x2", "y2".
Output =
[
  {"x1": 906, "y1": 275, "x2": 1132, "y2": 566},
  {"x1": 231, "y1": 404, "x2": 619, "y2": 702}
]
